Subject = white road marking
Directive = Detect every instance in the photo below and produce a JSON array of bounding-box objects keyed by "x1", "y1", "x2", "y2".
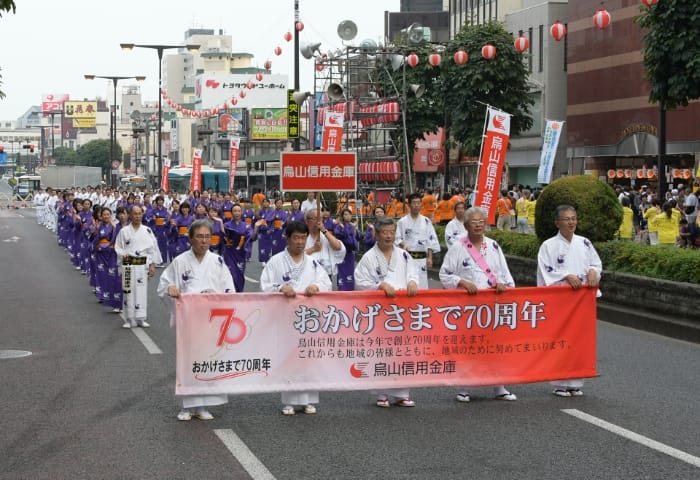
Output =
[
  {"x1": 131, "y1": 327, "x2": 163, "y2": 354},
  {"x1": 214, "y1": 429, "x2": 276, "y2": 480},
  {"x1": 563, "y1": 409, "x2": 700, "y2": 468},
  {"x1": 2, "y1": 235, "x2": 20, "y2": 242},
  {"x1": 245, "y1": 275, "x2": 259, "y2": 284}
]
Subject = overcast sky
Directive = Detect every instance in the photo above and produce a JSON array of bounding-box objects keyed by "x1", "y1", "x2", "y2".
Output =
[{"x1": 0, "y1": 0, "x2": 399, "y2": 120}]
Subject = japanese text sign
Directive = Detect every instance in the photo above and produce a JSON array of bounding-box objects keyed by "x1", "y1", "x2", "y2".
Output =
[
  {"x1": 474, "y1": 107, "x2": 511, "y2": 224},
  {"x1": 175, "y1": 286, "x2": 597, "y2": 396},
  {"x1": 280, "y1": 152, "x2": 357, "y2": 192}
]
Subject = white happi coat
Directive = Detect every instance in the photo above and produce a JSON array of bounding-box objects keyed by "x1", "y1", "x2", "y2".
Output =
[
  {"x1": 355, "y1": 244, "x2": 419, "y2": 401},
  {"x1": 394, "y1": 214, "x2": 441, "y2": 288},
  {"x1": 115, "y1": 224, "x2": 162, "y2": 323},
  {"x1": 537, "y1": 232, "x2": 602, "y2": 297},
  {"x1": 260, "y1": 249, "x2": 332, "y2": 406},
  {"x1": 537, "y1": 231, "x2": 602, "y2": 389},
  {"x1": 157, "y1": 249, "x2": 235, "y2": 409},
  {"x1": 439, "y1": 235, "x2": 514, "y2": 290},
  {"x1": 354, "y1": 245, "x2": 420, "y2": 292},
  {"x1": 305, "y1": 232, "x2": 346, "y2": 276},
  {"x1": 444, "y1": 216, "x2": 467, "y2": 249}
]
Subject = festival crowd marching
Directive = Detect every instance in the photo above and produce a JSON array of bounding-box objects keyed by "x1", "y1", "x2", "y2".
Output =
[{"x1": 28, "y1": 179, "x2": 699, "y2": 419}]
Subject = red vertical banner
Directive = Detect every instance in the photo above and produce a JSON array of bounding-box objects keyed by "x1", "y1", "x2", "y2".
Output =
[
  {"x1": 321, "y1": 111, "x2": 344, "y2": 152},
  {"x1": 190, "y1": 149, "x2": 203, "y2": 192},
  {"x1": 228, "y1": 136, "x2": 240, "y2": 193},
  {"x1": 473, "y1": 108, "x2": 511, "y2": 224},
  {"x1": 161, "y1": 158, "x2": 170, "y2": 192}
]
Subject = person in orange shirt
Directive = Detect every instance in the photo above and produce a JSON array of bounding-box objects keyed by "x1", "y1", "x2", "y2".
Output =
[
  {"x1": 496, "y1": 189, "x2": 513, "y2": 230},
  {"x1": 435, "y1": 193, "x2": 455, "y2": 225},
  {"x1": 252, "y1": 189, "x2": 266, "y2": 207},
  {"x1": 420, "y1": 189, "x2": 437, "y2": 220}
]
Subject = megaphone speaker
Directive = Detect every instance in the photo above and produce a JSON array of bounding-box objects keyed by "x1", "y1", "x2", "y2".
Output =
[
  {"x1": 410, "y1": 84, "x2": 425, "y2": 98},
  {"x1": 337, "y1": 20, "x2": 358, "y2": 41},
  {"x1": 407, "y1": 23, "x2": 424, "y2": 46},
  {"x1": 327, "y1": 83, "x2": 344, "y2": 100},
  {"x1": 300, "y1": 42, "x2": 322, "y2": 60},
  {"x1": 292, "y1": 91, "x2": 312, "y2": 105}
]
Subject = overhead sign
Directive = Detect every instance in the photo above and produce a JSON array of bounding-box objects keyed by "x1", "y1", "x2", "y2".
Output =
[
  {"x1": 42, "y1": 93, "x2": 70, "y2": 114},
  {"x1": 64, "y1": 101, "x2": 98, "y2": 128},
  {"x1": 287, "y1": 89, "x2": 299, "y2": 139},
  {"x1": 250, "y1": 108, "x2": 288, "y2": 140},
  {"x1": 195, "y1": 74, "x2": 288, "y2": 109},
  {"x1": 280, "y1": 152, "x2": 357, "y2": 192}
]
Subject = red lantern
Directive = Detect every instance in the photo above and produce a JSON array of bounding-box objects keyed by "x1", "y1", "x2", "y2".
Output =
[
  {"x1": 223, "y1": 102, "x2": 229, "y2": 110},
  {"x1": 593, "y1": 9, "x2": 611, "y2": 29},
  {"x1": 246, "y1": 80, "x2": 254, "y2": 89},
  {"x1": 264, "y1": 59, "x2": 272, "y2": 70},
  {"x1": 428, "y1": 53, "x2": 441, "y2": 67},
  {"x1": 641, "y1": 0, "x2": 658, "y2": 6},
  {"x1": 256, "y1": 72, "x2": 264, "y2": 81},
  {"x1": 481, "y1": 44, "x2": 496, "y2": 60},
  {"x1": 274, "y1": 46, "x2": 282, "y2": 56},
  {"x1": 176, "y1": 105, "x2": 182, "y2": 112},
  {"x1": 550, "y1": 21, "x2": 567, "y2": 41},
  {"x1": 295, "y1": 21, "x2": 304, "y2": 31},
  {"x1": 239, "y1": 90, "x2": 246, "y2": 99},
  {"x1": 231, "y1": 97, "x2": 238, "y2": 106},
  {"x1": 315, "y1": 62, "x2": 324, "y2": 72},
  {"x1": 453, "y1": 49, "x2": 468, "y2": 65},
  {"x1": 284, "y1": 31, "x2": 292, "y2": 42},
  {"x1": 514, "y1": 36, "x2": 529, "y2": 53},
  {"x1": 406, "y1": 53, "x2": 419, "y2": 68}
]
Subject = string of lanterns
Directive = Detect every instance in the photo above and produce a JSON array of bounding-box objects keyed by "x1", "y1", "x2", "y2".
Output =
[
  {"x1": 406, "y1": 1, "x2": 659, "y2": 65},
  {"x1": 160, "y1": 0, "x2": 659, "y2": 116}
]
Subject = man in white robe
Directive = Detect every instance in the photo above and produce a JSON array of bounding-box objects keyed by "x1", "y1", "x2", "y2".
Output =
[
  {"x1": 115, "y1": 204, "x2": 162, "y2": 328},
  {"x1": 355, "y1": 216, "x2": 419, "y2": 408},
  {"x1": 158, "y1": 219, "x2": 235, "y2": 421},
  {"x1": 439, "y1": 206, "x2": 518, "y2": 403},
  {"x1": 395, "y1": 192, "x2": 441, "y2": 289},
  {"x1": 444, "y1": 201, "x2": 467, "y2": 248},
  {"x1": 303, "y1": 208, "x2": 345, "y2": 279},
  {"x1": 537, "y1": 204, "x2": 602, "y2": 397},
  {"x1": 260, "y1": 220, "x2": 332, "y2": 416}
]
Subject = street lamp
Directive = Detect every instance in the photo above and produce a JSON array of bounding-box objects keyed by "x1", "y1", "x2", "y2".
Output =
[
  {"x1": 119, "y1": 42, "x2": 200, "y2": 186},
  {"x1": 84, "y1": 74, "x2": 146, "y2": 187}
]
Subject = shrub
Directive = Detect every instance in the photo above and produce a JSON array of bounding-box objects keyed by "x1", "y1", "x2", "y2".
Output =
[
  {"x1": 535, "y1": 175, "x2": 622, "y2": 242},
  {"x1": 485, "y1": 230, "x2": 542, "y2": 258}
]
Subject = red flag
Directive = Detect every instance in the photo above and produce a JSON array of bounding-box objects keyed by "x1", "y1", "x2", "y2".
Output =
[
  {"x1": 190, "y1": 149, "x2": 203, "y2": 192},
  {"x1": 228, "y1": 137, "x2": 240, "y2": 193},
  {"x1": 321, "y1": 111, "x2": 344, "y2": 152},
  {"x1": 474, "y1": 108, "x2": 511, "y2": 224},
  {"x1": 161, "y1": 158, "x2": 170, "y2": 192}
]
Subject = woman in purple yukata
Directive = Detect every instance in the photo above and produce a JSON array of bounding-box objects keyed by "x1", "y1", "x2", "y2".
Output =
[
  {"x1": 172, "y1": 202, "x2": 194, "y2": 256},
  {"x1": 288, "y1": 198, "x2": 305, "y2": 223},
  {"x1": 166, "y1": 200, "x2": 180, "y2": 263},
  {"x1": 363, "y1": 205, "x2": 386, "y2": 251},
  {"x1": 333, "y1": 209, "x2": 360, "y2": 290},
  {"x1": 223, "y1": 204, "x2": 261, "y2": 292},
  {"x1": 193, "y1": 202, "x2": 208, "y2": 220},
  {"x1": 270, "y1": 198, "x2": 288, "y2": 257},
  {"x1": 94, "y1": 207, "x2": 122, "y2": 312},
  {"x1": 256, "y1": 198, "x2": 275, "y2": 264},
  {"x1": 79, "y1": 199, "x2": 94, "y2": 275},
  {"x1": 207, "y1": 206, "x2": 225, "y2": 255},
  {"x1": 70, "y1": 199, "x2": 85, "y2": 269},
  {"x1": 149, "y1": 195, "x2": 170, "y2": 265}
]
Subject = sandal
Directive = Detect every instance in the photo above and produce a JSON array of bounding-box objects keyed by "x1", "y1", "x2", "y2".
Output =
[
  {"x1": 303, "y1": 404, "x2": 317, "y2": 414},
  {"x1": 553, "y1": 389, "x2": 572, "y2": 397},
  {"x1": 393, "y1": 398, "x2": 415, "y2": 407},
  {"x1": 495, "y1": 392, "x2": 517, "y2": 401},
  {"x1": 281, "y1": 405, "x2": 296, "y2": 415}
]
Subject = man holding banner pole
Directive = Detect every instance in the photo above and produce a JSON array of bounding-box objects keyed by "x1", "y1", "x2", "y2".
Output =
[
  {"x1": 439, "y1": 206, "x2": 518, "y2": 403},
  {"x1": 537, "y1": 204, "x2": 602, "y2": 398},
  {"x1": 396, "y1": 192, "x2": 441, "y2": 289},
  {"x1": 260, "y1": 220, "x2": 332, "y2": 415}
]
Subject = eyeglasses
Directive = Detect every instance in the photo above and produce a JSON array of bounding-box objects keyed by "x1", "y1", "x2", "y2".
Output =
[
  {"x1": 468, "y1": 219, "x2": 486, "y2": 225},
  {"x1": 193, "y1": 234, "x2": 212, "y2": 240},
  {"x1": 557, "y1": 217, "x2": 577, "y2": 222}
]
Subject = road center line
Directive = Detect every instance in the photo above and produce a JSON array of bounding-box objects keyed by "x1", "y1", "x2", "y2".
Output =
[
  {"x1": 562, "y1": 409, "x2": 700, "y2": 468},
  {"x1": 131, "y1": 328, "x2": 163, "y2": 354},
  {"x1": 214, "y1": 428, "x2": 276, "y2": 480}
]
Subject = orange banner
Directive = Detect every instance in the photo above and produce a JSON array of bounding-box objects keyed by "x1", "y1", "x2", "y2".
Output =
[
  {"x1": 474, "y1": 108, "x2": 511, "y2": 224},
  {"x1": 175, "y1": 286, "x2": 597, "y2": 396},
  {"x1": 190, "y1": 149, "x2": 202, "y2": 192},
  {"x1": 228, "y1": 136, "x2": 240, "y2": 193}
]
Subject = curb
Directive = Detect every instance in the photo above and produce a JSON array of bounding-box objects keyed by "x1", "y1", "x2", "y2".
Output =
[{"x1": 597, "y1": 302, "x2": 700, "y2": 344}]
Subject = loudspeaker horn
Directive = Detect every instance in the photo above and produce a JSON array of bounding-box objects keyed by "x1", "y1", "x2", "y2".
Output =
[
  {"x1": 410, "y1": 84, "x2": 425, "y2": 98},
  {"x1": 390, "y1": 54, "x2": 404, "y2": 71},
  {"x1": 292, "y1": 91, "x2": 312, "y2": 105},
  {"x1": 337, "y1": 20, "x2": 358, "y2": 41},
  {"x1": 407, "y1": 23, "x2": 424, "y2": 45},
  {"x1": 359, "y1": 38, "x2": 378, "y2": 56},
  {"x1": 300, "y1": 42, "x2": 322, "y2": 60},
  {"x1": 327, "y1": 83, "x2": 345, "y2": 100}
]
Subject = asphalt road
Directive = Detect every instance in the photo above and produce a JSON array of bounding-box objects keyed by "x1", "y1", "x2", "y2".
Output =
[{"x1": 1, "y1": 208, "x2": 699, "y2": 480}]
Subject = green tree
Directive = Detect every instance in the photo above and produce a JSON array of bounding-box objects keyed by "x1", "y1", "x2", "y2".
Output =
[
  {"x1": 636, "y1": 0, "x2": 700, "y2": 109},
  {"x1": 76, "y1": 139, "x2": 120, "y2": 179},
  {"x1": 52, "y1": 146, "x2": 78, "y2": 166},
  {"x1": 535, "y1": 175, "x2": 622, "y2": 243},
  {"x1": 0, "y1": 0, "x2": 16, "y2": 16},
  {"x1": 375, "y1": 21, "x2": 533, "y2": 160}
]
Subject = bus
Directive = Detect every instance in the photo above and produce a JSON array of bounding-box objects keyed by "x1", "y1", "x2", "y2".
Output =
[
  {"x1": 15, "y1": 175, "x2": 42, "y2": 197},
  {"x1": 168, "y1": 166, "x2": 229, "y2": 193}
]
